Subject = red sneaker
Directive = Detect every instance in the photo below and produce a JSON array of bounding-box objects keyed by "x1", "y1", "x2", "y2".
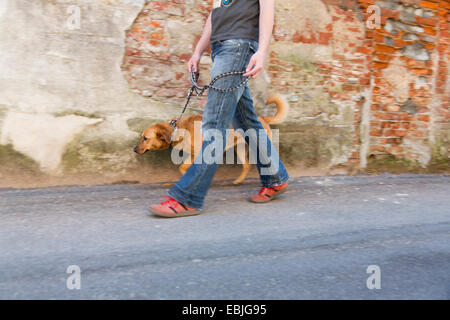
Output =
[
  {"x1": 249, "y1": 182, "x2": 289, "y2": 203},
  {"x1": 149, "y1": 196, "x2": 201, "y2": 218}
]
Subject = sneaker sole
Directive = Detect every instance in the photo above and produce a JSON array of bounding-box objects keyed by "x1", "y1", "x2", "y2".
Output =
[
  {"x1": 248, "y1": 187, "x2": 288, "y2": 203},
  {"x1": 148, "y1": 207, "x2": 202, "y2": 218}
]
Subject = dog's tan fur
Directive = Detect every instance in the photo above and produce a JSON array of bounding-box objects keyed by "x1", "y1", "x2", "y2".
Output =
[{"x1": 135, "y1": 93, "x2": 289, "y2": 184}]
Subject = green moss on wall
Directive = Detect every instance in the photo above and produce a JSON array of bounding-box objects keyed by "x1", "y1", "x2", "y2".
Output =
[
  {"x1": 283, "y1": 55, "x2": 318, "y2": 72},
  {"x1": 61, "y1": 132, "x2": 178, "y2": 175},
  {"x1": 426, "y1": 157, "x2": 450, "y2": 173},
  {"x1": 365, "y1": 154, "x2": 449, "y2": 174},
  {"x1": 366, "y1": 155, "x2": 420, "y2": 174},
  {"x1": 276, "y1": 122, "x2": 353, "y2": 167},
  {"x1": 127, "y1": 118, "x2": 167, "y2": 134},
  {"x1": 428, "y1": 135, "x2": 450, "y2": 173},
  {"x1": 53, "y1": 110, "x2": 103, "y2": 119},
  {"x1": 0, "y1": 144, "x2": 41, "y2": 174}
]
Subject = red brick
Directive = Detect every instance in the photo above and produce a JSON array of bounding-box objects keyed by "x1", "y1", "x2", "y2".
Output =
[
  {"x1": 412, "y1": 68, "x2": 433, "y2": 76},
  {"x1": 375, "y1": 44, "x2": 397, "y2": 54},
  {"x1": 420, "y1": 1, "x2": 439, "y2": 10},
  {"x1": 356, "y1": 46, "x2": 372, "y2": 54},
  {"x1": 150, "y1": 20, "x2": 162, "y2": 28},
  {"x1": 372, "y1": 61, "x2": 389, "y2": 69},
  {"x1": 150, "y1": 32, "x2": 164, "y2": 40},
  {"x1": 418, "y1": 115, "x2": 430, "y2": 122},
  {"x1": 371, "y1": 146, "x2": 386, "y2": 152},
  {"x1": 318, "y1": 32, "x2": 333, "y2": 45},
  {"x1": 423, "y1": 25, "x2": 437, "y2": 35}
]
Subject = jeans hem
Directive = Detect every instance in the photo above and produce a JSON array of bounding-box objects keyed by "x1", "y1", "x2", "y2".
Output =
[
  {"x1": 168, "y1": 186, "x2": 204, "y2": 210},
  {"x1": 261, "y1": 175, "x2": 290, "y2": 188}
]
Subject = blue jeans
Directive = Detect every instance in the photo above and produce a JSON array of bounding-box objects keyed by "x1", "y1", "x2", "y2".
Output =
[{"x1": 168, "y1": 38, "x2": 290, "y2": 209}]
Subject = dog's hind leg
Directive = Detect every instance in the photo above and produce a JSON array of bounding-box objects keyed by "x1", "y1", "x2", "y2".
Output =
[
  {"x1": 179, "y1": 162, "x2": 191, "y2": 176},
  {"x1": 233, "y1": 144, "x2": 250, "y2": 185},
  {"x1": 178, "y1": 152, "x2": 195, "y2": 176},
  {"x1": 179, "y1": 155, "x2": 194, "y2": 176}
]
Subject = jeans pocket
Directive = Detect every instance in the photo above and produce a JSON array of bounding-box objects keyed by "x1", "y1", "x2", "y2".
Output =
[{"x1": 248, "y1": 41, "x2": 258, "y2": 54}]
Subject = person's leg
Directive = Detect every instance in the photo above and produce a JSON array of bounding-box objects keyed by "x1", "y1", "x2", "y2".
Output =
[
  {"x1": 167, "y1": 39, "x2": 253, "y2": 209},
  {"x1": 231, "y1": 84, "x2": 290, "y2": 188}
]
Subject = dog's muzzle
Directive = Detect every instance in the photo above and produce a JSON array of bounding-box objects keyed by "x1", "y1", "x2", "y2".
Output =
[{"x1": 134, "y1": 146, "x2": 148, "y2": 154}]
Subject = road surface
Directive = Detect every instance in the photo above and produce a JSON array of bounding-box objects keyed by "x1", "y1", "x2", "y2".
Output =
[{"x1": 0, "y1": 174, "x2": 449, "y2": 299}]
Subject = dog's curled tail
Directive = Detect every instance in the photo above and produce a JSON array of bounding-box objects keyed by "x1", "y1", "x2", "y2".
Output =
[{"x1": 260, "y1": 93, "x2": 289, "y2": 125}]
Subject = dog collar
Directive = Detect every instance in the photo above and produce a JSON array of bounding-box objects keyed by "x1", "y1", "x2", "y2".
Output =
[{"x1": 169, "y1": 124, "x2": 177, "y2": 148}]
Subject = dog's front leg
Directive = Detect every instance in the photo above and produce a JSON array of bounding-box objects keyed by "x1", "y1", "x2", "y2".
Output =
[{"x1": 233, "y1": 143, "x2": 250, "y2": 185}]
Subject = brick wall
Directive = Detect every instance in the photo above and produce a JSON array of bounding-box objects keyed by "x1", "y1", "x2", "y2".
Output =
[
  {"x1": 121, "y1": 0, "x2": 449, "y2": 169},
  {"x1": 356, "y1": 0, "x2": 449, "y2": 165},
  {"x1": 122, "y1": 0, "x2": 211, "y2": 108}
]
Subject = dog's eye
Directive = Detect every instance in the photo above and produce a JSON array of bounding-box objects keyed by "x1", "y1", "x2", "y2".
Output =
[{"x1": 143, "y1": 137, "x2": 148, "y2": 141}]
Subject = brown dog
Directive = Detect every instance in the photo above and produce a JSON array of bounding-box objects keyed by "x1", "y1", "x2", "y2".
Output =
[{"x1": 134, "y1": 93, "x2": 289, "y2": 184}]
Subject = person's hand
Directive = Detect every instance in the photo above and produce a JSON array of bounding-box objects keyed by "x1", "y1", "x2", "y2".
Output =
[
  {"x1": 187, "y1": 52, "x2": 202, "y2": 73},
  {"x1": 243, "y1": 50, "x2": 265, "y2": 79}
]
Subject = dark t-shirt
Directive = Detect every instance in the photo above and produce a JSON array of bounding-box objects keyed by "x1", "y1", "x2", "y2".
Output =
[{"x1": 210, "y1": 0, "x2": 260, "y2": 43}]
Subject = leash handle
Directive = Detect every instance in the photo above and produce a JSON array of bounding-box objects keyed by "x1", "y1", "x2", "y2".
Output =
[
  {"x1": 190, "y1": 69, "x2": 200, "y2": 88},
  {"x1": 190, "y1": 69, "x2": 206, "y2": 95}
]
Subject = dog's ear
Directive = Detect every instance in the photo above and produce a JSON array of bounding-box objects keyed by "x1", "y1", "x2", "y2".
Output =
[{"x1": 157, "y1": 129, "x2": 172, "y2": 145}]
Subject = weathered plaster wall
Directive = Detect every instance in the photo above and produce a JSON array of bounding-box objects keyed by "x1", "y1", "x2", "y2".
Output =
[
  {"x1": 0, "y1": 0, "x2": 448, "y2": 185},
  {"x1": 0, "y1": 0, "x2": 193, "y2": 179}
]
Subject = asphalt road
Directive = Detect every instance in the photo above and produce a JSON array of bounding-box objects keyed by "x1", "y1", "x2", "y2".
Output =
[{"x1": 0, "y1": 174, "x2": 449, "y2": 299}]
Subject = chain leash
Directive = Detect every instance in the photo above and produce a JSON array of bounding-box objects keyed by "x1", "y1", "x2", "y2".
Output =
[{"x1": 169, "y1": 69, "x2": 249, "y2": 130}]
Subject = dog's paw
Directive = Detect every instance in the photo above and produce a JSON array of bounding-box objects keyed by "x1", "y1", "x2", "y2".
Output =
[{"x1": 232, "y1": 179, "x2": 243, "y2": 185}]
